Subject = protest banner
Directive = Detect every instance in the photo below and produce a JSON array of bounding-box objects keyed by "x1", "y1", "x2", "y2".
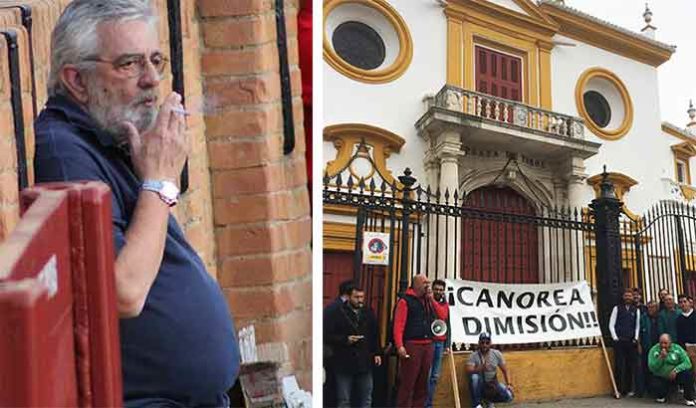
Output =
[
  {"x1": 362, "y1": 232, "x2": 390, "y2": 265},
  {"x1": 445, "y1": 279, "x2": 600, "y2": 344}
]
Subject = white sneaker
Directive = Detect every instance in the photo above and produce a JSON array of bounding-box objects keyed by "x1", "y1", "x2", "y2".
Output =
[
  {"x1": 656, "y1": 397, "x2": 667, "y2": 403},
  {"x1": 474, "y1": 405, "x2": 483, "y2": 408},
  {"x1": 686, "y1": 400, "x2": 696, "y2": 406},
  {"x1": 627, "y1": 391, "x2": 635, "y2": 397},
  {"x1": 485, "y1": 403, "x2": 496, "y2": 408}
]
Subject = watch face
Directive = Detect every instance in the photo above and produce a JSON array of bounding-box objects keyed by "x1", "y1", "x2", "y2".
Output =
[{"x1": 161, "y1": 181, "x2": 180, "y2": 200}]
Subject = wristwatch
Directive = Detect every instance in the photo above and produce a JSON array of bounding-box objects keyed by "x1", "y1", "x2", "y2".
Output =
[{"x1": 141, "y1": 179, "x2": 179, "y2": 206}]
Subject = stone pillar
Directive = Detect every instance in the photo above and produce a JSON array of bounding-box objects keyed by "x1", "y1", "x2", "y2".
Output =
[
  {"x1": 566, "y1": 157, "x2": 588, "y2": 283},
  {"x1": 434, "y1": 129, "x2": 462, "y2": 279}
]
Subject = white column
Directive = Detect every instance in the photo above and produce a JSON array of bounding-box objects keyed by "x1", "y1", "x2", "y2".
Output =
[
  {"x1": 435, "y1": 130, "x2": 462, "y2": 280},
  {"x1": 566, "y1": 157, "x2": 588, "y2": 284}
]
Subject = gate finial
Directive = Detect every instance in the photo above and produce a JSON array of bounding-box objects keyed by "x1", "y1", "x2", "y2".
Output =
[{"x1": 600, "y1": 166, "x2": 617, "y2": 199}]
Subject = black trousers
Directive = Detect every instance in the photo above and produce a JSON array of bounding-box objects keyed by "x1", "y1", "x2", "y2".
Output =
[
  {"x1": 652, "y1": 370, "x2": 695, "y2": 401},
  {"x1": 614, "y1": 339, "x2": 638, "y2": 395}
]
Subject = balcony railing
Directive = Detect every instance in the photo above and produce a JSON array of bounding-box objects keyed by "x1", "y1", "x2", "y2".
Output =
[{"x1": 426, "y1": 85, "x2": 586, "y2": 139}]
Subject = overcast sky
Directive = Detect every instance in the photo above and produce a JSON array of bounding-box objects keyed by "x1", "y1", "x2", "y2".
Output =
[{"x1": 565, "y1": 0, "x2": 696, "y2": 127}]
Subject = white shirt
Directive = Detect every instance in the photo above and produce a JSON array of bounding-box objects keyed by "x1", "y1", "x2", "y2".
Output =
[{"x1": 608, "y1": 304, "x2": 640, "y2": 342}]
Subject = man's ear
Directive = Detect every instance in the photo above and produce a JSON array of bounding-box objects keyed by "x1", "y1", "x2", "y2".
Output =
[{"x1": 59, "y1": 65, "x2": 90, "y2": 104}]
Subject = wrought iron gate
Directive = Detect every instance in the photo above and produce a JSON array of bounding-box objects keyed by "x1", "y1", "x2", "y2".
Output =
[
  {"x1": 623, "y1": 201, "x2": 696, "y2": 301},
  {"x1": 323, "y1": 152, "x2": 598, "y2": 348}
]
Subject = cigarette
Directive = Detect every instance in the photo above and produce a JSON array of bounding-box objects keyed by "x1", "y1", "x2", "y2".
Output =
[{"x1": 171, "y1": 106, "x2": 190, "y2": 116}]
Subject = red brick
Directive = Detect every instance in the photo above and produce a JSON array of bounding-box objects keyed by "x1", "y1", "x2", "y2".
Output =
[
  {"x1": 216, "y1": 223, "x2": 279, "y2": 256},
  {"x1": 215, "y1": 218, "x2": 311, "y2": 256},
  {"x1": 224, "y1": 285, "x2": 296, "y2": 319},
  {"x1": 212, "y1": 188, "x2": 308, "y2": 224},
  {"x1": 205, "y1": 74, "x2": 281, "y2": 107},
  {"x1": 208, "y1": 137, "x2": 283, "y2": 171},
  {"x1": 201, "y1": 14, "x2": 276, "y2": 48},
  {"x1": 287, "y1": 278, "x2": 312, "y2": 309},
  {"x1": 0, "y1": 204, "x2": 19, "y2": 241},
  {"x1": 211, "y1": 163, "x2": 285, "y2": 196},
  {"x1": 218, "y1": 248, "x2": 310, "y2": 287},
  {"x1": 283, "y1": 157, "x2": 308, "y2": 189},
  {"x1": 205, "y1": 107, "x2": 282, "y2": 139},
  {"x1": 244, "y1": 309, "x2": 312, "y2": 344},
  {"x1": 0, "y1": 172, "x2": 19, "y2": 206},
  {"x1": 0, "y1": 137, "x2": 16, "y2": 171},
  {"x1": 198, "y1": 0, "x2": 274, "y2": 17},
  {"x1": 201, "y1": 45, "x2": 279, "y2": 76}
]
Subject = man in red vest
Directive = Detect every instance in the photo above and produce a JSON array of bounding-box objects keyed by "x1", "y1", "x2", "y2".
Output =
[{"x1": 393, "y1": 274, "x2": 442, "y2": 407}]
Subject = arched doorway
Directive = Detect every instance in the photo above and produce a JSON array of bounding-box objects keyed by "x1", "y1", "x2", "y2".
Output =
[{"x1": 461, "y1": 186, "x2": 539, "y2": 283}]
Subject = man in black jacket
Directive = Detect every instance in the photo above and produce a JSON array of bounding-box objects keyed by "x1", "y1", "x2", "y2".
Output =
[{"x1": 325, "y1": 286, "x2": 381, "y2": 407}]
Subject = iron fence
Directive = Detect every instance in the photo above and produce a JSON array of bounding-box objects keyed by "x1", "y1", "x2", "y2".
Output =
[
  {"x1": 323, "y1": 164, "x2": 599, "y2": 349},
  {"x1": 621, "y1": 201, "x2": 696, "y2": 302}
]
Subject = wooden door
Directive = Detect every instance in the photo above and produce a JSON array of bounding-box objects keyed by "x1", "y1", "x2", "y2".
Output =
[
  {"x1": 475, "y1": 45, "x2": 523, "y2": 102},
  {"x1": 461, "y1": 187, "x2": 539, "y2": 283},
  {"x1": 323, "y1": 251, "x2": 355, "y2": 307}
]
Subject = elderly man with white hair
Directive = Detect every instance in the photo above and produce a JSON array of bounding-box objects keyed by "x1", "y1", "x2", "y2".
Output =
[{"x1": 33, "y1": 1, "x2": 239, "y2": 406}]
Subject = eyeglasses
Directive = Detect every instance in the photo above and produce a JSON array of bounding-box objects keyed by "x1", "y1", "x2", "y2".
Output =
[
  {"x1": 84, "y1": 53, "x2": 169, "y2": 78},
  {"x1": 479, "y1": 340, "x2": 491, "y2": 345}
]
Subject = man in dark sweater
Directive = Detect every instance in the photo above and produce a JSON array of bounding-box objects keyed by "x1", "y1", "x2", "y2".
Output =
[
  {"x1": 677, "y1": 294, "x2": 696, "y2": 374},
  {"x1": 325, "y1": 286, "x2": 381, "y2": 407},
  {"x1": 659, "y1": 294, "x2": 681, "y2": 341},
  {"x1": 638, "y1": 300, "x2": 660, "y2": 397},
  {"x1": 609, "y1": 288, "x2": 640, "y2": 397}
]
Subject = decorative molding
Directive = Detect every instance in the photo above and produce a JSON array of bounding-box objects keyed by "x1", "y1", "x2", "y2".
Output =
[
  {"x1": 662, "y1": 122, "x2": 696, "y2": 145},
  {"x1": 323, "y1": 221, "x2": 357, "y2": 252},
  {"x1": 672, "y1": 142, "x2": 696, "y2": 186},
  {"x1": 587, "y1": 171, "x2": 639, "y2": 220},
  {"x1": 323, "y1": 0, "x2": 413, "y2": 84},
  {"x1": 323, "y1": 123, "x2": 405, "y2": 185},
  {"x1": 444, "y1": 0, "x2": 556, "y2": 109},
  {"x1": 538, "y1": 1, "x2": 675, "y2": 67},
  {"x1": 575, "y1": 67, "x2": 633, "y2": 141}
]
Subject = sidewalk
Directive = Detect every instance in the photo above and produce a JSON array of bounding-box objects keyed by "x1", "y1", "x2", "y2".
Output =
[{"x1": 512, "y1": 395, "x2": 692, "y2": 407}]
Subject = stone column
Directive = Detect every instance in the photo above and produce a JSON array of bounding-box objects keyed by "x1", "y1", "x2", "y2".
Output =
[{"x1": 434, "y1": 129, "x2": 462, "y2": 280}]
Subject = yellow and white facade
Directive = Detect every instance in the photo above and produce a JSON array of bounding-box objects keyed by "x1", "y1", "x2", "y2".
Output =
[{"x1": 323, "y1": 0, "x2": 696, "y2": 403}]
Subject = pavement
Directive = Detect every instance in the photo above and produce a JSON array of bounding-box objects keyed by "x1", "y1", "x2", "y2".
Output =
[{"x1": 510, "y1": 395, "x2": 694, "y2": 407}]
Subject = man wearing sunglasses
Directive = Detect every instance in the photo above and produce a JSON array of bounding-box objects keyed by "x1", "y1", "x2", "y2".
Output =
[
  {"x1": 34, "y1": 1, "x2": 239, "y2": 406},
  {"x1": 466, "y1": 332, "x2": 514, "y2": 408}
]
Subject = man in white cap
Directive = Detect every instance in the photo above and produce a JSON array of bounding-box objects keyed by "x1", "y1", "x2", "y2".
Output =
[{"x1": 465, "y1": 332, "x2": 514, "y2": 408}]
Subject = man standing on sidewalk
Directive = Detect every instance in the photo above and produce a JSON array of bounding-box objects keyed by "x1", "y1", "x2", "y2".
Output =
[
  {"x1": 609, "y1": 288, "x2": 640, "y2": 397},
  {"x1": 637, "y1": 300, "x2": 661, "y2": 397},
  {"x1": 425, "y1": 279, "x2": 451, "y2": 408},
  {"x1": 676, "y1": 295, "x2": 696, "y2": 370},
  {"x1": 324, "y1": 286, "x2": 381, "y2": 407},
  {"x1": 393, "y1": 274, "x2": 437, "y2": 407}
]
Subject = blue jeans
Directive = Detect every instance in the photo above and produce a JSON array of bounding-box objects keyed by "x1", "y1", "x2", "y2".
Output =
[
  {"x1": 469, "y1": 374, "x2": 513, "y2": 407},
  {"x1": 425, "y1": 341, "x2": 445, "y2": 407},
  {"x1": 335, "y1": 370, "x2": 373, "y2": 408}
]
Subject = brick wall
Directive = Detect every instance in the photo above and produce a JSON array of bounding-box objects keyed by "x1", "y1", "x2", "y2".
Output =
[
  {"x1": 198, "y1": 0, "x2": 312, "y2": 389},
  {"x1": 0, "y1": 0, "x2": 312, "y2": 391}
]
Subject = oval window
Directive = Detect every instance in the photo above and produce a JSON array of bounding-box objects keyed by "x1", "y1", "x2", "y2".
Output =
[
  {"x1": 332, "y1": 21, "x2": 386, "y2": 71},
  {"x1": 583, "y1": 90, "x2": 612, "y2": 128}
]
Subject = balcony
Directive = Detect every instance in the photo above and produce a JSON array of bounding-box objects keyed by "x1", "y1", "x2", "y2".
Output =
[{"x1": 416, "y1": 85, "x2": 601, "y2": 160}]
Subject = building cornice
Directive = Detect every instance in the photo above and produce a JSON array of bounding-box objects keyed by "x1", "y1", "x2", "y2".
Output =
[
  {"x1": 446, "y1": 0, "x2": 558, "y2": 41},
  {"x1": 663, "y1": 122, "x2": 696, "y2": 145},
  {"x1": 538, "y1": 1, "x2": 675, "y2": 67}
]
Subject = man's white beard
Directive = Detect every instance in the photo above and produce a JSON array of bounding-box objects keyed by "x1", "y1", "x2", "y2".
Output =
[{"x1": 86, "y1": 79, "x2": 158, "y2": 146}]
